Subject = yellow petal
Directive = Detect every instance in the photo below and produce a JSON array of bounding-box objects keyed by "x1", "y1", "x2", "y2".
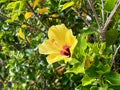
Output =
[
  {"x1": 33, "y1": 0, "x2": 39, "y2": 9},
  {"x1": 25, "y1": 12, "x2": 33, "y2": 19},
  {"x1": 65, "y1": 30, "x2": 78, "y2": 55},
  {"x1": 51, "y1": 14, "x2": 58, "y2": 17},
  {"x1": 39, "y1": 40, "x2": 59, "y2": 54},
  {"x1": 48, "y1": 24, "x2": 69, "y2": 47},
  {"x1": 38, "y1": 8, "x2": 50, "y2": 14},
  {"x1": 47, "y1": 53, "x2": 66, "y2": 64},
  {"x1": 18, "y1": 29, "x2": 25, "y2": 40}
]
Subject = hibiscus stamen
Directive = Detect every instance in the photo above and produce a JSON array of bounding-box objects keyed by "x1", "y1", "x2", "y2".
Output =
[{"x1": 60, "y1": 45, "x2": 71, "y2": 57}]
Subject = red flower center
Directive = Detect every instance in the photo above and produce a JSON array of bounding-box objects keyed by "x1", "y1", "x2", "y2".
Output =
[{"x1": 60, "y1": 45, "x2": 71, "y2": 57}]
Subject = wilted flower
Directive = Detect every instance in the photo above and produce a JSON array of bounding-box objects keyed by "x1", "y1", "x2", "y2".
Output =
[{"x1": 39, "y1": 24, "x2": 78, "y2": 64}]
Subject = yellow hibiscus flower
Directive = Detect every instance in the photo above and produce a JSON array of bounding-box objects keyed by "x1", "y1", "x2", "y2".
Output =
[{"x1": 39, "y1": 24, "x2": 78, "y2": 64}]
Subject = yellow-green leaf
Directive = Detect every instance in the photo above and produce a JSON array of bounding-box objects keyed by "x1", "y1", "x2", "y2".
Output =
[
  {"x1": 6, "y1": 2, "x2": 16, "y2": 10},
  {"x1": 19, "y1": 0, "x2": 26, "y2": 13},
  {"x1": 25, "y1": 12, "x2": 33, "y2": 19},
  {"x1": 12, "y1": 13, "x2": 18, "y2": 21},
  {"x1": 65, "y1": 61, "x2": 85, "y2": 74},
  {"x1": 21, "y1": 24, "x2": 27, "y2": 28},
  {"x1": 82, "y1": 75, "x2": 95, "y2": 86},
  {"x1": 5, "y1": 19, "x2": 13, "y2": 23},
  {"x1": 38, "y1": 8, "x2": 50, "y2": 14},
  {"x1": 0, "y1": 0, "x2": 7, "y2": 3},
  {"x1": 61, "y1": 1, "x2": 74, "y2": 11},
  {"x1": 18, "y1": 29, "x2": 25, "y2": 40},
  {"x1": 26, "y1": 36, "x2": 30, "y2": 43}
]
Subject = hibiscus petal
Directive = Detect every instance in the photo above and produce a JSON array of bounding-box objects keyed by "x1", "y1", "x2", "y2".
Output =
[
  {"x1": 39, "y1": 40, "x2": 59, "y2": 54},
  {"x1": 48, "y1": 24, "x2": 69, "y2": 47},
  {"x1": 47, "y1": 54, "x2": 64, "y2": 64},
  {"x1": 65, "y1": 30, "x2": 78, "y2": 55},
  {"x1": 47, "y1": 53, "x2": 71, "y2": 64}
]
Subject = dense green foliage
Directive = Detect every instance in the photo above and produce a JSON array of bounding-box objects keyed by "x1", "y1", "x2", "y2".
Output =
[{"x1": 0, "y1": 0, "x2": 120, "y2": 89}]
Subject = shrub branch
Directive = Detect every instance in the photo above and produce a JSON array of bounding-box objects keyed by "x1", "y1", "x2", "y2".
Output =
[
  {"x1": 87, "y1": 0, "x2": 102, "y2": 30},
  {"x1": 103, "y1": 0, "x2": 120, "y2": 32},
  {"x1": 27, "y1": 1, "x2": 48, "y2": 30}
]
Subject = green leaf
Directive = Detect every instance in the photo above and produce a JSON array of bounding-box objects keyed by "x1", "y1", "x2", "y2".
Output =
[
  {"x1": 0, "y1": 0, "x2": 7, "y2": 3},
  {"x1": 109, "y1": 86, "x2": 120, "y2": 90},
  {"x1": 104, "y1": 72, "x2": 120, "y2": 85},
  {"x1": 61, "y1": 1, "x2": 74, "y2": 11},
  {"x1": 106, "y1": 29, "x2": 119, "y2": 47},
  {"x1": 90, "y1": 86, "x2": 98, "y2": 90},
  {"x1": 96, "y1": 64, "x2": 110, "y2": 74},
  {"x1": 0, "y1": 32, "x2": 3, "y2": 39},
  {"x1": 66, "y1": 61, "x2": 85, "y2": 74},
  {"x1": 98, "y1": 84, "x2": 108, "y2": 90},
  {"x1": 69, "y1": 58, "x2": 79, "y2": 65},
  {"x1": 74, "y1": 34, "x2": 87, "y2": 57},
  {"x1": 85, "y1": 65, "x2": 99, "y2": 79},
  {"x1": 104, "y1": 0, "x2": 117, "y2": 11},
  {"x1": 6, "y1": 1, "x2": 25, "y2": 21},
  {"x1": 6, "y1": 2, "x2": 16, "y2": 10},
  {"x1": 50, "y1": 0, "x2": 58, "y2": 8},
  {"x1": 88, "y1": 43, "x2": 99, "y2": 54},
  {"x1": 19, "y1": 0, "x2": 26, "y2": 13},
  {"x1": 12, "y1": 13, "x2": 18, "y2": 21},
  {"x1": 75, "y1": 84, "x2": 91, "y2": 90},
  {"x1": 82, "y1": 75, "x2": 95, "y2": 86}
]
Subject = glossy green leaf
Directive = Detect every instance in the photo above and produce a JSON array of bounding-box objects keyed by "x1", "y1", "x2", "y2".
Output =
[
  {"x1": 98, "y1": 84, "x2": 108, "y2": 90},
  {"x1": 66, "y1": 61, "x2": 85, "y2": 74},
  {"x1": 90, "y1": 86, "x2": 98, "y2": 90},
  {"x1": 85, "y1": 65, "x2": 99, "y2": 79},
  {"x1": 104, "y1": 72, "x2": 120, "y2": 85},
  {"x1": 82, "y1": 75, "x2": 95, "y2": 86},
  {"x1": 106, "y1": 29, "x2": 119, "y2": 47},
  {"x1": 96, "y1": 64, "x2": 110, "y2": 74},
  {"x1": 69, "y1": 58, "x2": 79, "y2": 65},
  {"x1": 74, "y1": 34, "x2": 87, "y2": 57},
  {"x1": 104, "y1": 0, "x2": 117, "y2": 11}
]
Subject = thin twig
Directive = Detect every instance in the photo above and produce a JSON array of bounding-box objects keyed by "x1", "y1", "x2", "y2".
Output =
[
  {"x1": 111, "y1": 44, "x2": 120, "y2": 67},
  {"x1": 103, "y1": 0, "x2": 120, "y2": 32},
  {"x1": 27, "y1": 1, "x2": 48, "y2": 30},
  {"x1": 101, "y1": 0, "x2": 105, "y2": 26},
  {"x1": 99, "y1": 0, "x2": 120, "y2": 41},
  {"x1": 0, "y1": 13, "x2": 47, "y2": 35},
  {"x1": 80, "y1": 15, "x2": 98, "y2": 33},
  {"x1": 74, "y1": 9, "x2": 99, "y2": 33},
  {"x1": 88, "y1": 0, "x2": 102, "y2": 30},
  {"x1": 23, "y1": 22, "x2": 43, "y2": 32}
]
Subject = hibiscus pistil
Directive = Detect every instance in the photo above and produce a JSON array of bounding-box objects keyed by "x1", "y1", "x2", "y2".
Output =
[{"x1": 60, "y1": 45, "x2": 71, "y2": 57}]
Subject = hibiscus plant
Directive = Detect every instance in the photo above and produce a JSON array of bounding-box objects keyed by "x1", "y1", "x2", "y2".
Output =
[{"x1": 0, "y1": 0, "x2": 120, "y2": 90}]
